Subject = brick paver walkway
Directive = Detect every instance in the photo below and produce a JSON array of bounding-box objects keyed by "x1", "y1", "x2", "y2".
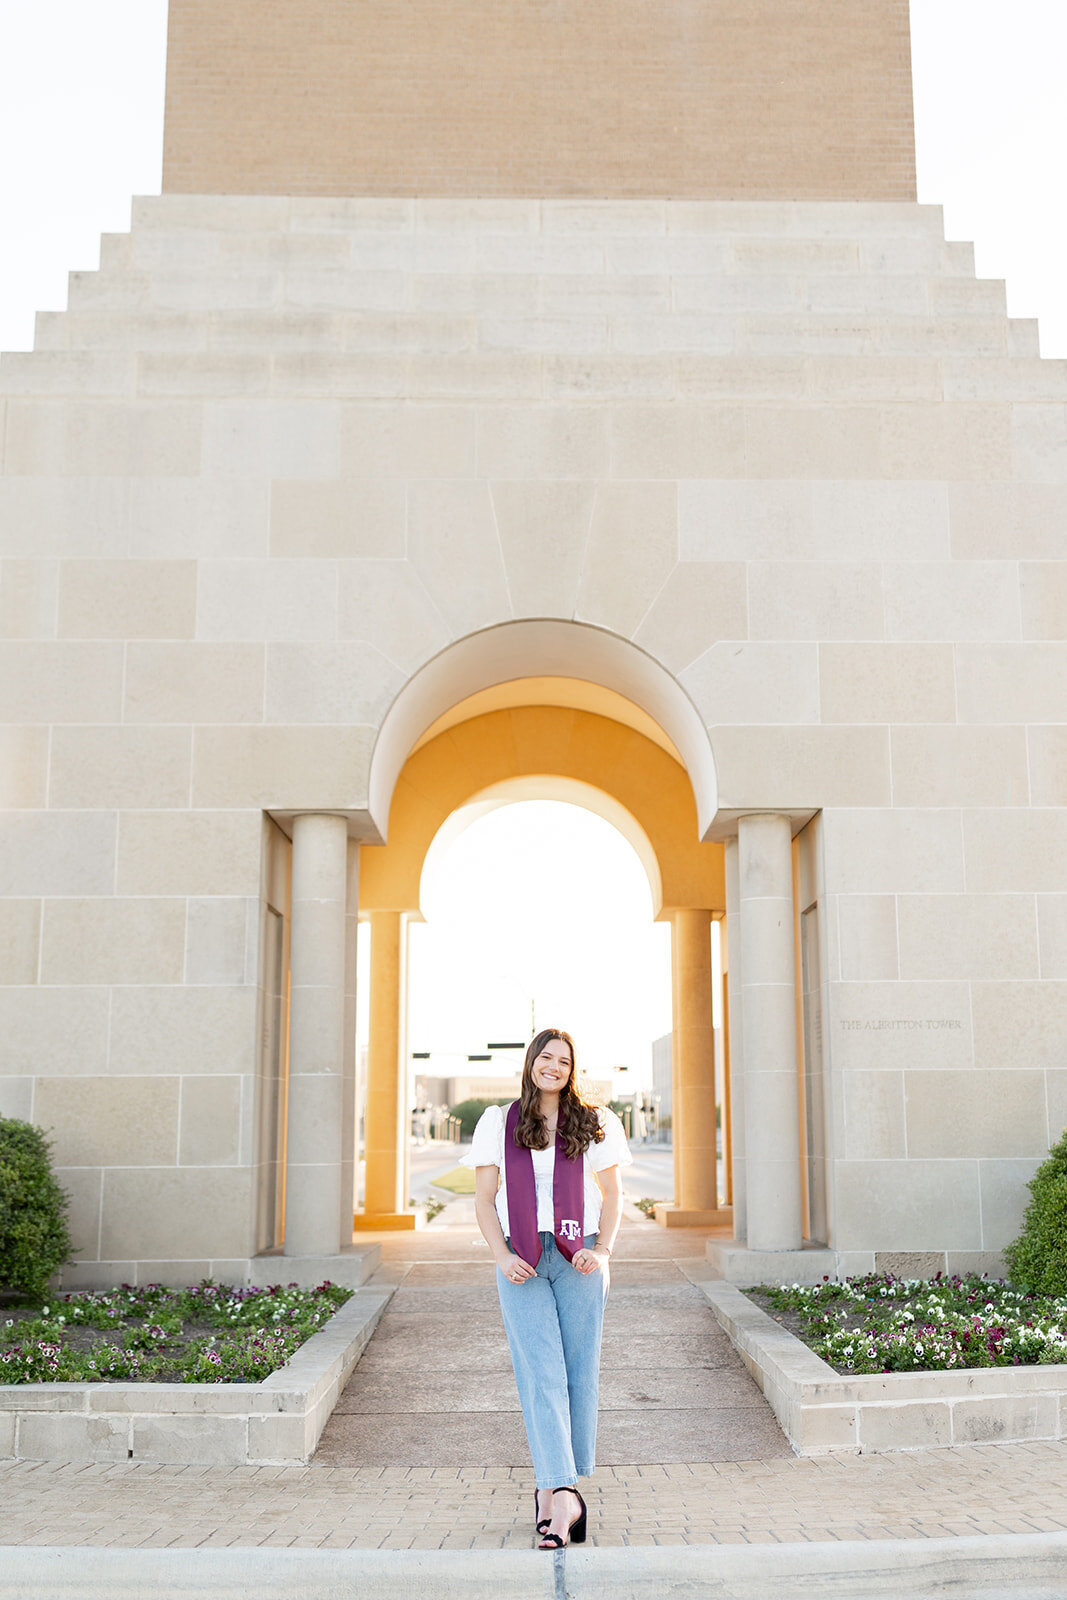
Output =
[{"x1": 2, "y1": 1445, "x2": 1067, "y2": 1550}]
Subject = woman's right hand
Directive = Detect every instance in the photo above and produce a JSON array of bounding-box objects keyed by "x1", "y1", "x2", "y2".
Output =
[{"x1": 498, "y1": 1252, "x2": 536, "y2": 1285}]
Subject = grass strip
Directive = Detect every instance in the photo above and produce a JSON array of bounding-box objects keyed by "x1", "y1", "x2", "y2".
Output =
[{"x1": 430, "y1": 1166, "x2": 477, "y2": 1195}]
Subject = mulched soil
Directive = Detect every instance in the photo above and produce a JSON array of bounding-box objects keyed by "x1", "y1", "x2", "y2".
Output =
[{"x1": 741, "y1": 1287, "x2": 817, "y2": 1346}]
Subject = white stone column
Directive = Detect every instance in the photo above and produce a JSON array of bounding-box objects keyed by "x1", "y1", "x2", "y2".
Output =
[
  {"x1": 284, "y1": 812, "x2": 348, "y2": 1258},
  {"x1": 739, "y1": 813, "x2": 803, "y2": 1252},
  {"x1": 724, "y1": 838, "x2": 746, "y2": 1241}
]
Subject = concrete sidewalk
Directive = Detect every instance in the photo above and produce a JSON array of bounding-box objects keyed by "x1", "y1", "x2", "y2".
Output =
[
  {"x1": 313, "y1": 1246, "x2": 791, "y2": 1468},
  {"x1": 4, "y1": 1533, "x2": 1067, "y2": 1600}
]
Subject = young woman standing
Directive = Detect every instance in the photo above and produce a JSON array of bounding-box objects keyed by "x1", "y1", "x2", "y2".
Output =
[{"x1": 463, "y1": 1027, "x2": 632, "y2": 1549}]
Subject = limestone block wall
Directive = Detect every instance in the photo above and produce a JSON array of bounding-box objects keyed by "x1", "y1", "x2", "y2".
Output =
[{"x1": 1, "y1": 194, "x2": 1064, "y2": 1273}]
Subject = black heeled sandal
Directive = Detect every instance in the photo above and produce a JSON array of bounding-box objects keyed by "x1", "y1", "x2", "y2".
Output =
[
  {"x1": 534, "y1": 1489, "x2": 551, "y2": 1535},
  {"x1": 537, "y1": 1486, "x2": 586, "y2": 1548}
]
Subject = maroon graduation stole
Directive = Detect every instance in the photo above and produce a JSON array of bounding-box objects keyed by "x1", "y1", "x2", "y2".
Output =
[{"x1": 504, "y1": 1100, "x2": 585, "y2": 1266}]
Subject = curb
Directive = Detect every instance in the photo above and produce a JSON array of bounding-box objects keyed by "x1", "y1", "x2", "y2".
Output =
[{"x1": 2, "y1": 1532, "x2": 1066, "y2": 1600}]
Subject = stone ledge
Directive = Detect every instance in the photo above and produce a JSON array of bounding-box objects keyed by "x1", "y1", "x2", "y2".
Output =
[
  {"x1": 691, "y1": 1274, "x2": 1067, "y2": 1456},
  {"x1": 2, "y1": 1533, "x2": 1066, "y2": 1600},
  {"x1": 130, "y1": 195, "x2": 953, "y2": 238},
  {"x1": 653, "y1": 1202, "x2": 733, "y2": 1228},
  {"x1": 0, "y1": 1283, "x2": 393, "y2": 1467},
  {"x1": 352, "y1": 1210, "x2": 422, "y2": 1230},
  {"x1": 705, "y1": 1240, "x2": 838, "y2": 1283},
  {"x1": 56, "y1": 1244, "x2": 381, "y2": 1294}
]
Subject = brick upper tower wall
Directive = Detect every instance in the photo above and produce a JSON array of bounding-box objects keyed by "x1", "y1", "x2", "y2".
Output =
[{"x1": 161, "y1": 0, "x2": 916, "y2": 199}]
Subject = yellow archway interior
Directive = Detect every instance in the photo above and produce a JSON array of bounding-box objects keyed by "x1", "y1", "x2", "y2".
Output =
[
  {"x1": 359, "y1": 699, "x2": 725, "y2": 919},
  {"x1": 366, "y1": 622, "x2": 720, "y2": 840},
  {"x1": 354, "y1": 684, "x2": 730, "y2": 1230}
]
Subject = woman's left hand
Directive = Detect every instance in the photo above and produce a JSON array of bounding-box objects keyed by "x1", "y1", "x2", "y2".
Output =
[{"x1": 572, "y1": 1247, "x2": 607, "y2": 1275}]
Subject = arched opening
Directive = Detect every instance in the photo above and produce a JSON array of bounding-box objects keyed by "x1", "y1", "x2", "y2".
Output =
[
  {"x1": 262, "y1": 623, "x2": 827, "y2": 1274},
  {"x1": 353, "y1": 687, "x2": 730, "y2": 1231}
]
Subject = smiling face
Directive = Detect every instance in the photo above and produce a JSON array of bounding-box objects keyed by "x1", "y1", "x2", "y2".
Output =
[
  {"x1": 517, "y1": 1027, "x2": 594, "y2": 1153},
  {"x1": 530, "y1": 1034, "x2": 574, "y2": 1095}
]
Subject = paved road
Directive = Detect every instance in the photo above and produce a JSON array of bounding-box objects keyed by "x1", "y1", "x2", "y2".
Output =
[
  {"x1": 621, "y1": 1143, "x2": 675, "y2": 1201},
  {"x1": 407, "y1": 1139, "x2": 677, "y2": 1203}
]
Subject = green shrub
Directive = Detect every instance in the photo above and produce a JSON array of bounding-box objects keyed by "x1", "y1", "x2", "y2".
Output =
[
  {"x1": 0, "y1": 1117, "x2": 73, "y2": 1299},
  {"x1": 1004, "y1": 1129, "x2": 1067, "y2": 1296},
  {"x1": 450, "y1": 1098, "x2": 512, "y2": 1139}
]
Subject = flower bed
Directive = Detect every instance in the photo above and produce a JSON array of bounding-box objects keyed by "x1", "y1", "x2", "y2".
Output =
[
  {"x1": 749, "y1": 1273, "x2": 1067, "y2": 1375},
  {"x1": 0, "y1": 1280, "x2": 352, "y2": 1385},
  {"x1": 697, "y1": 1277, "x2": 1067, "y2": 1455}
]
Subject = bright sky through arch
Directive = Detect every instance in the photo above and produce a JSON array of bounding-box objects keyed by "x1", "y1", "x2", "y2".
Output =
[{"x1": 408, "y1": 801, "x2": 673, "y2": 1087}]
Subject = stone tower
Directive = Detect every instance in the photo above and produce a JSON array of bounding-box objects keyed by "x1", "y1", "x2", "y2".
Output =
[{"x1": 2, "y1": 0, "x2": 1064, "y2": 1298}]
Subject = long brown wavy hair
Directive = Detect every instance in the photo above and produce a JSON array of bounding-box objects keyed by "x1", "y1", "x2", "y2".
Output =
[{"x1": 512, "y1": 1027, "x2": 604, "y2": 1162}]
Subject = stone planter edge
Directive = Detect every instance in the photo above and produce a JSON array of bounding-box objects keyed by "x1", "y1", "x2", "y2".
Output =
[
  {"x1": 0, "y1": 1285, "x2": 393, "y2": 1467},
  {"x1": 695, "y1": 1278, "x2": 1067, "y2": 1456}
]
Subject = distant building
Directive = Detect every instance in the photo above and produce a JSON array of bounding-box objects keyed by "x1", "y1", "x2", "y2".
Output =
[
  {"x1": 415, "y1": 1075, "x2": 520, "y2": 1109},
  {"x1": 652, "y1": 1037, "x2": 673, "y2": 1127}
]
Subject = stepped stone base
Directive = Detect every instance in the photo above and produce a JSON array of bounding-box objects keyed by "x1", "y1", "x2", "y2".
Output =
[
  {"x1": 352, "y1": 1212, "x2": 423, "y2": 1231},
  {"x1": 55, "y1": 1246, "x2": 381, "y2": 1292},
  {"x1": 654, "y1": 1203, "x2": 734, "y2": 1229},
  {"x1": 256, "y1": 1248, "x2": 383, "y2": 1286},
  {"x1": 706, "y1": 1241, "x2": 839, "y2": 1286}
]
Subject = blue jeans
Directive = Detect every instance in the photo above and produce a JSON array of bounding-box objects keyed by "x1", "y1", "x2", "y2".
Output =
[{"x1": 496, "y1": 1232, "x2": 609, "y2": 1489}]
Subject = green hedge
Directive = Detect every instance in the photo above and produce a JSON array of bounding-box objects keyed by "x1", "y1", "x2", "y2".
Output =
[
  {"x1": 1004, "y1": 1129, "x2": 1067, "y2": 1296},
  {"x1": 450, "y1": 1098, "x2": 512, "y2": 1140},
  {"x1": 0, "y1": 1117, "x2": 73, "y2": 1300}
]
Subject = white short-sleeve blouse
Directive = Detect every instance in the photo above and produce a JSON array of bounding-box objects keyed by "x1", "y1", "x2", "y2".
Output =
[{"x1": 460, "y1": 1103, "x2": 632, "y2": 1237}]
